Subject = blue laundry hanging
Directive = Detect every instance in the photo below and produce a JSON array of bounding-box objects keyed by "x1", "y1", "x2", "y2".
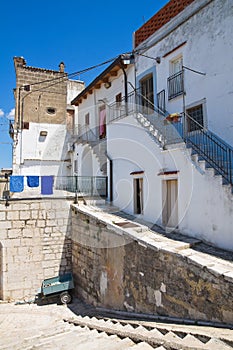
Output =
[
  {"x1": 10, "y1": 176, "x2": 24, "y2": 192},
  {"x1": 41, "y1": 176, "x2": 54, "y2": 195},
  {"x1": 27, "y1": 176, "x2": 39, "y2": 188}
]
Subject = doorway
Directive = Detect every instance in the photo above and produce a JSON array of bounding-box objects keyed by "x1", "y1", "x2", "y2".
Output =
[
  {"x1": 162, "y1": 179, "x2": 178, "y2": 229},
  {"x1": 134, "y1": 178, "x2": 143, "y2": 214}
]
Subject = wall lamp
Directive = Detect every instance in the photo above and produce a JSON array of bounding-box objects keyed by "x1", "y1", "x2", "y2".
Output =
[{"x1": 104, "y1": 81, "x2": 111, "y2": 89}]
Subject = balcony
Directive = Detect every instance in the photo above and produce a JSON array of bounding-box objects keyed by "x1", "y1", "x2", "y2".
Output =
[
  {"x1": 167, "y1": 70, "x2": 184, "y2": 100},
  {"x1": 75, "y1": 124, "x2": 99, "y2": 143}
]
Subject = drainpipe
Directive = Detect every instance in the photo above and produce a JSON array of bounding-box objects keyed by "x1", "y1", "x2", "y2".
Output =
[
  {"x1": 120, "y1": 63, "x2": 128, "y2": 116},
  {"x1": 106, "y1": 153, "x2": 113, "y2": 202}
]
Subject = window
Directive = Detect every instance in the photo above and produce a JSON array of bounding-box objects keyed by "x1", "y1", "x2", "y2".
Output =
[
  {"x1": 170, "y1": 56, "x2": 183, "y2": 75},
  {"x1": 186, "y1": 104, "x2": 204, "y2": 132},
  {"x1": 134, "y1": 178, "x2": 143, "y2": 214},
  {"x1": 85, "y1": 113, "x2": 90, "y2": 125},
  {"x1": 116, "y1": 93, "x2": 122, "y2": 107},
  {"x1": 23, "y1": 122, "x2": 29, "y2": 129},
  {"x1": 99, "y1": 106, "x2": 106, "y2": 139},
  {"x1": 46, "y1": 107, "x2": 56, "y2": 115},
  {"x1": 168, "y1": 56, "x2": 184, "y2": 100},
  {"x1": 140, "y1": 74, "x2": 154, "y2": 114}
]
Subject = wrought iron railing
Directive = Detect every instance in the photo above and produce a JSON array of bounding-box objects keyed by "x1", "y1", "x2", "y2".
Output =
[
  {"x1": 75, "y1": 124, "x2": 99, "y2": 143},
  {"x1": 108, "y1": 91, "x2": 138, "y2": 123},
  {"x1": 157, "y1": 89, "x2": 166, "y2": 113},
  {"x1": 183, "y1": 113, "x2": 233, "y2": 186},
  {"x1": 167, "y1": 70, "x2": 184, "y2": 100},
  {"x1": 55, "y1": 176, "x2": 108, "y2": 197},
  {"x1": 109, "y1": 90, "x2": 184, "y2": 146}
]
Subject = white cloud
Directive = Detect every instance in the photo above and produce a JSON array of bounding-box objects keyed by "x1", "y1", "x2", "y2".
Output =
[
  {"x1": 6, "y1": 108, "x2": 15, "y2": 120},
  {"x1": 0, "y1": 109, "x2": 4, "y2": 117}
]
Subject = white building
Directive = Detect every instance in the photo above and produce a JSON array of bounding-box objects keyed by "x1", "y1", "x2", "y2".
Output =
[{"x1": 72, "y1": 0, "x2": 233, "y2": 251}]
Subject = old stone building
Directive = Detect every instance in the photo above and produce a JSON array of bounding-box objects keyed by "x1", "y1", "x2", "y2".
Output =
[{"x1": 12, "y1": 57, "x2": 84, "y2": 177}]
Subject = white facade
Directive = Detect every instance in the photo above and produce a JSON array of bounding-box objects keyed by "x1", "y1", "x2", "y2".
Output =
[
  {"x1": 71, "y1": 0, "x2": 233, "y2": 251},
  {"x1": 72, "y1": 62, "x2": 135, "y2": 178},
  {"x1": 13, "y1": 80, "x2": 84, "y2": 177},
  {"x1": 135, "y1": 0, "x2": 233, "y2": 146},
  {"x1": 108, "y1": 116, "x2": 233, "y2": 251}
]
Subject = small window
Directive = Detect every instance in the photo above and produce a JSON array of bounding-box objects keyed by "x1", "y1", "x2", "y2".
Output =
[
  {"x1": 47, "y1": 107, "x2": 56, "y2": 115},
  {"x1": 170, "y1": 56, "x2": 183, "y2": 75},
  {"x1": 85, "y1": 113, "x2": 90, "y2": 125},
  {"x1": 134, "y1": 178, "x2": 143, "y2": 214},
  {"x1": 23, "y1": 122, "x2": 29, "y2": 129},
  {"x1": 186, "y1": 104, "x2": 204, "y2": 132},
  {"x1": 116, "y1": 93, "x2": 122, "y2": 107}
]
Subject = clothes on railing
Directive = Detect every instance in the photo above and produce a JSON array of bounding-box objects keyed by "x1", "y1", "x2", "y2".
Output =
[
  {"x1": 41, "y1": 176, "x2": 54, "y2": 195},
  {"x1": 9, "y1": 175, "x2": 54, "y2": 195},
  {"x1": 27, "y1": 176, "x2": 39, "y2": 188},
  {"x1": 10, "y1": 176, "x2": 24, "y2": 193}
]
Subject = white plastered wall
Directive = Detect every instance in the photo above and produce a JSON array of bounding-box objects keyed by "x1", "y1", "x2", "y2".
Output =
[{"x1": 107, "y1": 115, "x2": 233, "y2": 251}]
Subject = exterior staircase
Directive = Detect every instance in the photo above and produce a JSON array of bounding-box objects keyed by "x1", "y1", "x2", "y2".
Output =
[
  {"x1": 76, "y1": 125, "x2": 107, "y2": 175},
  {"x1": 132, "y1": 97, "x2": 233, "y2": 192}
]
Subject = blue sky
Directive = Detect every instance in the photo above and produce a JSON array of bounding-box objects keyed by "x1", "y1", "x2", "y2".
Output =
[{"x1": 0, "y1": 0, "x2": 167, "y2": 169}]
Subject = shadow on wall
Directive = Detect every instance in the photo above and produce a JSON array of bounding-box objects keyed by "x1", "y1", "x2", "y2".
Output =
[{"x1": 58, "y1": 206, "x2": 73, "y2": 277}]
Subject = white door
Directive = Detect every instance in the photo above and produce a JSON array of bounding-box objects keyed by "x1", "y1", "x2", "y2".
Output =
[{"x1": 162, "y1": 179, "x2": 178, "y2": 229}]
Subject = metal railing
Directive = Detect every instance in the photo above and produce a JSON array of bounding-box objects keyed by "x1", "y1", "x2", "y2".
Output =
[
  {"x1": 168, "y1": 70, "x2": 184, "y2": 100},
  {"x1": 75, "y1": 124, "x2": 99, "y2": 143},
  {"x1": 55, "y1": 176, "x2": 108, "y2": 197},
  {"x1": 157, "y1": 89, "x2": 166, "y2": 113},
  {"x1": 108, "y1": 91, "x2": 138, "y2": 123},
  {"x1": 183, "y1": 113, "x2": 233, "y2": 185}
]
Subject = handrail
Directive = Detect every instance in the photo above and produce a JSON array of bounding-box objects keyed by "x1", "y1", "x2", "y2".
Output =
[
  {"x1": 183, "y1": 112, "x2": 232, "y2": 185},
  {"x1": 76, "y1": 124, "x2": 98, "y2": 142}
]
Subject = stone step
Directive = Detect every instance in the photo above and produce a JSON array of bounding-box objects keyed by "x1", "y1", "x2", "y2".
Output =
[
  {"x1": 164, "y1": 330, "x2": 185, "y2": 343},
  {"x1": 182, "y1": 333, "x2": 206, "y2": 348},
  {"x1": 204, "y1": 338, "x2": 233, "y2": 350},
  {"x1": 130, "y1": 341, "x2": 154, "y2": 349}
]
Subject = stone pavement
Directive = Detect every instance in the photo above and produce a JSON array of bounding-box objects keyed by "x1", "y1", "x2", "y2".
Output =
[{"x1": 0, "y1": 300, "x2": 232, "y2": 350}]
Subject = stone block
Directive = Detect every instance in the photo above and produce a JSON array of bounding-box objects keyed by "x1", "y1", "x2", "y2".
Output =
[
  {"x1": 12, "y1": 221, "x2": 25, "y2": 229},
  {"x1": 37, "y1": 220, "x2": 45, "y2": 228},
  {"x1": 38, "y1": 210, "x2": 46, "y2": 220},
  {"x1": 30, "y1": 203, "x2": 40, "y2": 210},
  {"x1": 1, "y1": 221, "x2": 12, "y2": 229},
  {"x1": 12, "y1": 203, "x2": 29, "y2": 211},
  {"x1": 20, "y1": 211, "x2": 31, "y2": 220},
  {"x1": 22, "y1": 228, "x2": 33, "y2": 238},
  {"x1": 31, "y1": 210, "x2": 39, "y2": 219},
  {"x1": 25, "y1": 220, "x2": 36, "y2": 227},
  {"x1": 7, "y1": 211, "x2": 19, "y2": 220},
  {"x1": 44, "y1": 253, "x2": 56, "y2": 260},
  {"x1": 46, "y1": 220, "x2": 57, "y2": 227},
  {"x1": 7, "y1": 229, "x2": 22, "y2": 239}
]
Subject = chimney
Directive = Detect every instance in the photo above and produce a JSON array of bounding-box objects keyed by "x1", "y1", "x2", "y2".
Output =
[
  {"x1": 59, "y1": 62, "x2": 65, "y2": 73},
  {"x1": 14, "y1": 57, "x2": 26, "y2": 70}
]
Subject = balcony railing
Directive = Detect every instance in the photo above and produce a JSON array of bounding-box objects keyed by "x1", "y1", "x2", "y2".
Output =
[
  {"x1": 167, "y1": 70, "x2": 184, "y2": 100},
  {"x1": 183, "y1": 113, "x2": 233, "y2": 186},
  {"x1": 157, "y1": 89, "x2": 166, "y2": 113},
  {"x1": 55, "y1": 176, "x2": 108, "y2": 197},
  {"x1": 75, "y1": 124, "x2": 99, "y2": 143},
  {"x1": 108, "y1": 91, "x2": 138, "y2": 123}
]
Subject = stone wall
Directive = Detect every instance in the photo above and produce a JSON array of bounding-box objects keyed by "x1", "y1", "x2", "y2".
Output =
[
  {"x1": 71, "y1": 205, "x2": 233, "y2": 324},
  {"x1": 0, "y1": 198, "x2": 72, "y2": 301},
  {"x1": 14, "y1": 57, "x2": 67, "y2": 126}
]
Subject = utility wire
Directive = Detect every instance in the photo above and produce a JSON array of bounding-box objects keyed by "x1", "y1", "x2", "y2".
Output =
[{"x1": 21, "y1": 55, "x2": 121, "y2": 89}]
